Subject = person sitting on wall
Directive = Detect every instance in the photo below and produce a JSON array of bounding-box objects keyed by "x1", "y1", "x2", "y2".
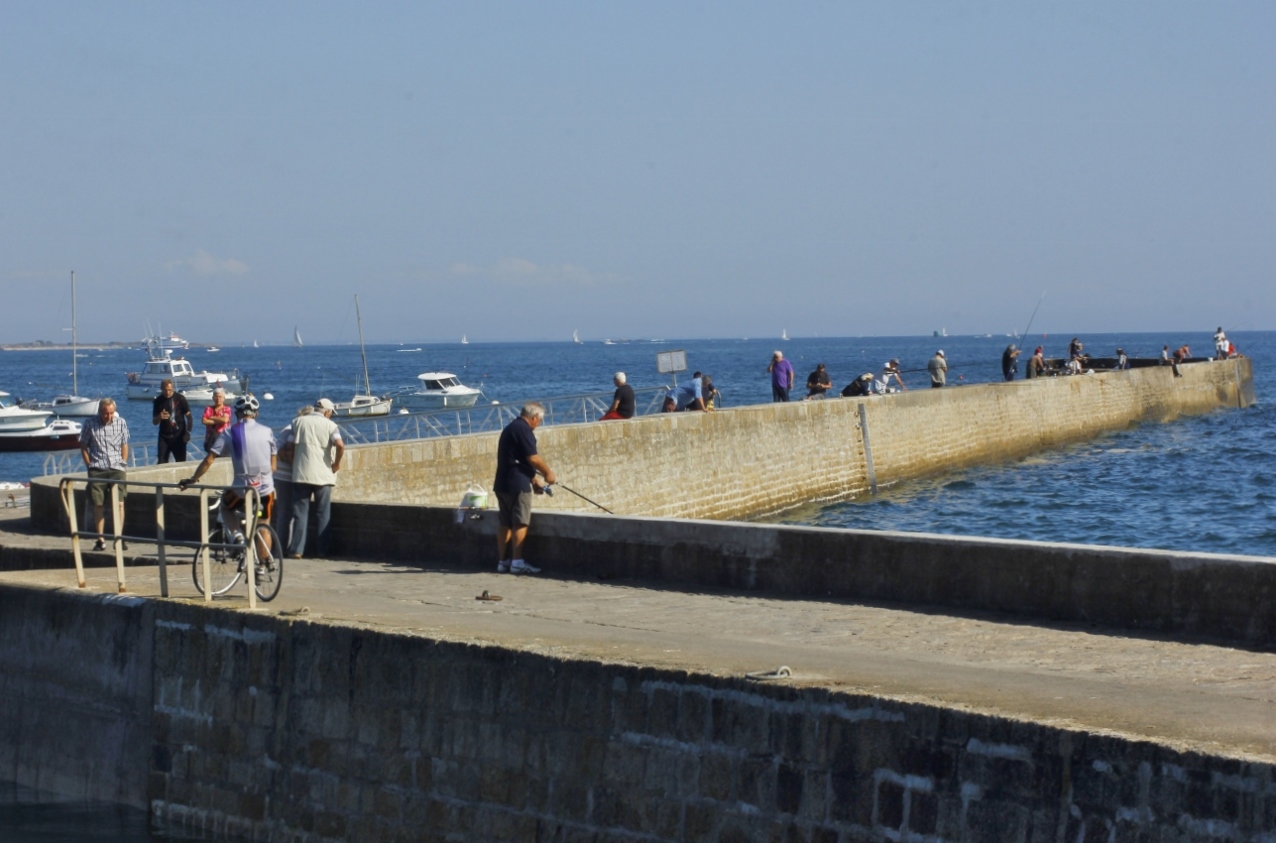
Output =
[
  {"x1": 599, "y1": 372, "x2": 635, "y2": 420},
  {"x1": 805, "y1": 363, "x2": 833, "y2": 399},
  {"x1": 841, "y1": 373, "x2": 875, "y2": 397}
]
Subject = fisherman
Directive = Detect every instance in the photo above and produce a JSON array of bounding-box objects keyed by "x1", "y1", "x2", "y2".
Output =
[
  {"x1": 805, "y1": 363, "x2": 833, "y2": 399},
  {"x1": 494, "y1": 402, "x2": 556, "y2": 575},
  {"x1": 1001, "y1": 344, "x2": 1021, "y2": 382},
  {"x1": 875, "y1": 359, "x2": 907, "y2": 393},
  {"x1": 841, "y1": 373, "x2": 875, "y2": 397},
  {"x1": 1026, "y1": 347, "x2": 1046, "y2": 379},
  {"x1": 1214, "y1": 327, "x2": 1228, "y2": 359},
  {"x1": 927, "y1": 350, "x2": 948, "y2": 388},
  {"x1": 663, "y1": 372, "x2": 706, "y2": 412},
  {"x1": 1172, "y1": 344, "x2": 1191, "y2": 377}
]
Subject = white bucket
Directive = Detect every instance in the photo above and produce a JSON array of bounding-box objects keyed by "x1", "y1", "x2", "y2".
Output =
[{"x1": 460, "y1": 484, "x2": 488, "y2": 509}]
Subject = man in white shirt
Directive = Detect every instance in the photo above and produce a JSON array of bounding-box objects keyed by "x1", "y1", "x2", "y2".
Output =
[{"x1": 287, "y1": 398, "x2": 344, "y2": 558}]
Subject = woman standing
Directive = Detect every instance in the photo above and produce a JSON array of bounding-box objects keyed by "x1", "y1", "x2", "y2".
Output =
[{"x1": 201, "y1": 387, "x2": 231, "y2": 451}]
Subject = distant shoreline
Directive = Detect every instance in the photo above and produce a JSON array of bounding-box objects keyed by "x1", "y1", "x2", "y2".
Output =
[{"x1": 0, "y1": 343, "x2": 138, "y2": 352}]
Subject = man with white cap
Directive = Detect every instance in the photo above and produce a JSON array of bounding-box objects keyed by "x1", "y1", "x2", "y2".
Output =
[
  {"x1": 287, "y1": 397, "x2": 344, "y2": 558},
  {"x1": 928, "y1": 350, "x2": 948, "y2": 388}
]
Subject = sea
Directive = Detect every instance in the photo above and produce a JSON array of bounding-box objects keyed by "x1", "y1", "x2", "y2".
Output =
[{"x1": 0, "y1": 329, "x2": 1272, "y2": 839}]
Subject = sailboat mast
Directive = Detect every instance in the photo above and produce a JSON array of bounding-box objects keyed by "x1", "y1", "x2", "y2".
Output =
[
  {"x1": 70, "y1": 270, "x2": 78, "y2": 395},
  {"x1": 355, "y1": 295, "x2": 371, "y2": 395}
]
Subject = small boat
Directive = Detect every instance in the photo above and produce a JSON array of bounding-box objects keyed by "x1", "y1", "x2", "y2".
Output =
[
  {"x1": 293, "y1": 327, "x2": 303, "y2": 348},
  {"x1": 781, "y1": 329, "x2": 789, "y2": 341},
  {"x1": 396, "y1": 347, "x2": 422, "y2": 353},
  {"x1": 461, "y1": 334, "x2": 469, "y2": 345},
  {"x1": 0, "y1": 418, "x2": 83, "y2": 453},
  {"x1": 330, "y1": 296, "x2": 392, "y2": 418},
  {"x1": 206, "y1": 346, "x2": 220, "y2": 353},
  {"x1": 20, "y1": 272, "x2": 102, "y2": 417},
  {"x1": 395, "y1": 372, "x2": 481, "y2": 411},
  {"x1": 19, "y1": 394, "x2": 100, "y2": 418},
  {"x1": 934, "y1": 328, "x2": 948, "y2": 338},
  {"x1": 158, "y1": 332, "x2": 189, "y2": 353},
  {"x1": 125, "y1": 336, "x2": 246, "y2": 403},
  {"x1": 0, "y1": 391, "x2": 55, "y2": 432},
  {"x1": 573, "y1": 329, "x2": 582, "y2": 344}
]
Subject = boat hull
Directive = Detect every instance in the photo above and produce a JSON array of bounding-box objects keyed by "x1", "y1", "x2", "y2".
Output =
[
  {"x1": 333, "y1": 397, "x2": 393, "y2": 418},
  {"x1": 0, "y1": 421, "x2": 82, "y2": 452},
  {"x1": 396, "y1": 392, "x2": 481, "y2": 411}
]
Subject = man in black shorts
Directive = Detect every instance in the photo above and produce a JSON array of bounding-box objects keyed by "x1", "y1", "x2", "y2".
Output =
[{"x1": 494, "y1": 402, "x2": 556, "y2": 574}]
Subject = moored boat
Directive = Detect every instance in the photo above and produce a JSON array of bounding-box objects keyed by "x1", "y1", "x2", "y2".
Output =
[
  {"x1": 18, "y1": 394, "x2": 100, "y2": 418},
  {"x1": 329, "y1": 296, "x2": 392, "y2": 418},
  {"x1": 394, "y1": 372, "x2": 481, "y2": 411},
  {"x1": 0, "y1": 391, "x2": 55, "y2": 432},
  {"x1": 0, "y1": 418, "x2": 83, "y2": 452},
  {"x1": 125, "y1": 336, "x2": 246, "y2": 403}
]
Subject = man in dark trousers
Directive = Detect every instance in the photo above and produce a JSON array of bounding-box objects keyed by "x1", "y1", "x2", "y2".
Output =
[
  {"x1": 494, "y1": 402, "x2": 556, "y2": 575},
  {"x1": 152, "y1": 378, "x2": 193, "y2": 462}
]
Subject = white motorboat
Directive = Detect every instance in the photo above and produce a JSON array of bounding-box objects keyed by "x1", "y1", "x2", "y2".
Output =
[
  {"x1": 0, "y1": 391, "x2": 55, "y2": 432},
  {"x1": 395, "y1": 372, "x2": 481, "y2": 411},
  {"x1": 158, "y1": 332, "x2": 189, "y2": 353},
  {"x1": 19, "y1": 394, "x2": 100, "y2": 418},
  {"x1": 330, "y1": 296, "x2": 392, "y2": 418},
  {"x1": 125, "y1": 336, "x2": 246, "y2": 402},
  {"x1": 0, "y1": 418, "x2": 82, "y2": 452}
]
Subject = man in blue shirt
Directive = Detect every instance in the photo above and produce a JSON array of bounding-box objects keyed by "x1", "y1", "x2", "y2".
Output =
[
  {"x1": 662, "y1": 372, "x2": 706, "y2": 412},
  {"x1": 493, "y1": 402, "x2": 556, "y2": 574}
]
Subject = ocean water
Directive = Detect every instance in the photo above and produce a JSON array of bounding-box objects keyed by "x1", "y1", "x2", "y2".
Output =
[{"x1": 1, "y1": 329, "x2": 1271, "y2": 559}]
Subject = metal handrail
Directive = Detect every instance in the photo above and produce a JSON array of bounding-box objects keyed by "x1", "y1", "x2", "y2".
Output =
[
  {"x1": 334, "y1": 386, "x2": 672, "y2": 446},
  {"x1": 57, "y1": 477, "x2": 266, "y2": 609}
]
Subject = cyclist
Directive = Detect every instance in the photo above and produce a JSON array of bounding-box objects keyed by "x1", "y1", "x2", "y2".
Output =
[{"x1": 179, "y1": 394, "x2": 278, "y2": 552}]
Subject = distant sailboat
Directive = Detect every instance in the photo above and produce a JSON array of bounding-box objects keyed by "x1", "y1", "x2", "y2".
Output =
[
  {"x1": 573, "y1": 329, "x2": 582, "y2": 344},
  {"x1": 293, "y1": 327, "x2": 303, "y2": 348},
  {"x1": 253, "y1": 339, "x2": 259, "y2": 348},
  {"x1": 781, "y1": 329, "x2": 789, "y2": 341},
  {"x1": 461, "y1": 334, "x2": 469, "y2": 345}
]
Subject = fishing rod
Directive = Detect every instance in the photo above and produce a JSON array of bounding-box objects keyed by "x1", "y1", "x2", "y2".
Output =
[
  {"x1": 542, "y1": 482, "x2": 614, "y2": 514},
  {"x1": 1020, "y1": 291, "x2": 1046, "y2": 345}
]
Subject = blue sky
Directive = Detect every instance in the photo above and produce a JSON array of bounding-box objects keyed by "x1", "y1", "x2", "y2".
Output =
[{"x1": 2, "y1": 2, "x2": 1272, "y2": 344}]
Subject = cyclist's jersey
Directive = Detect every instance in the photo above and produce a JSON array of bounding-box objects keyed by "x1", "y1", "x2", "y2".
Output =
[{"x1": 209, "y1": 419, "x2": 278, "y2": 497}]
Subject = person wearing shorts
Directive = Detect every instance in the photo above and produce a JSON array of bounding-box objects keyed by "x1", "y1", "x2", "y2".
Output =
[
  {"x1": 180, "y1": 394, "x2": 277, "y2": 545},
  {"x1": 493, "y1": 402, "x2": 556, "y2": 574},
  {"x1": 79, "y1": 398, "x2": 130, "y2": 551}
]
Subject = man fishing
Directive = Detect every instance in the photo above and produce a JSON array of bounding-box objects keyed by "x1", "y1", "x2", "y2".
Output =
[{"x1": 494, "y1": 402, "x2": 556, "y2": 575}]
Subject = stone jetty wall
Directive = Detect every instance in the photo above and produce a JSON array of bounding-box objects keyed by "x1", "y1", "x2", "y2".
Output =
[
  {"x1": 1, "y1": 580, "x2": 1272, "y2": 841},
  {"x1": 29, "y1": 355, "x2": 1254, "y2": 528}
]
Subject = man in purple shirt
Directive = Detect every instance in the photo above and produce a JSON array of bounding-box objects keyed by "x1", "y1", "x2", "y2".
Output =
[{"x1": 768, "y1": 350, "x2": 795, "y2": 402}]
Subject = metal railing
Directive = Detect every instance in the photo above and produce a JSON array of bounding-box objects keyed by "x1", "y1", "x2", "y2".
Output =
[
  {"x1": 334, "y1": 386, "x2": 672, "y2": 446},
  {"x1": 58, "y1": 476, "x2": 269, "y2": 609}
]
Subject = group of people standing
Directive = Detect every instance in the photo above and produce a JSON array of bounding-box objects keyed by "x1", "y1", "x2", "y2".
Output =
[{"x1": 77, "y1": 386, "x2": 345, "y2": 560}]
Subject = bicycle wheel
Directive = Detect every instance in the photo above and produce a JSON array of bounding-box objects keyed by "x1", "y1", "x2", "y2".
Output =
[
  {"x1": 191, "y1": 525, "x2": 244, "y2": 597},
  {"x1": 251, "y1": 523, "x2": 284, "y2": 602}
]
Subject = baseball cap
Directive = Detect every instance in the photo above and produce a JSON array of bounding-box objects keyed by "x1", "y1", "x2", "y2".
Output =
[{"x1": 315, "y1": 398, "x2": 336, "y2": 411}]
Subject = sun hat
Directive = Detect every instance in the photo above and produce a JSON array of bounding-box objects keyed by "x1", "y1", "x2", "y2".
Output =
[{"x1": 315, "y1": 398, "x2": 336, "y2": 411}]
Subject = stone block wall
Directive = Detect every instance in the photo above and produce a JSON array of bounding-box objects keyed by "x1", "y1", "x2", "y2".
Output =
[
  {"x1": 334, "y1": 356, "x2": 1253, "y2": 520},
  {"x1": 4, "y1": 583, "x2": 1273, "y2": 841}
]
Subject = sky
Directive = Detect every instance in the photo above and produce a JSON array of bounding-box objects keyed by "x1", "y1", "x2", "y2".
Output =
[{"x1": 2, "y1": 1, "x2": 1273, "y2": 345}]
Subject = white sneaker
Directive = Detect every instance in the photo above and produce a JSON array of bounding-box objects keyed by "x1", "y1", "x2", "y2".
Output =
[
  {"x1": 511, "y1": 561, "x2": 541, "y2": 575},
  {"x1": 497, "y1": 562, "x2": 510, "y2": 573}
]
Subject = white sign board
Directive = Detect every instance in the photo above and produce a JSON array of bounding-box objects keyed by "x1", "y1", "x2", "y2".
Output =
[{"x1": 656, "y1": 350, "x2": 687, "y2": 375}]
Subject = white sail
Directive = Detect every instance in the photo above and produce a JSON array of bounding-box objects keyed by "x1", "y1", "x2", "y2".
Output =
[
  {"x1": 781, "y1": 329, "x2": 789, "y2": 341},
  {"x1": 461, "y1": 334, "x2": 469, "y2": 345},
  {"x1": 573, "y1": 329, "x2": 581, "y2": 344},
  {"x1": 293, "y1": 327, "x2": 303, "y2": 347}
]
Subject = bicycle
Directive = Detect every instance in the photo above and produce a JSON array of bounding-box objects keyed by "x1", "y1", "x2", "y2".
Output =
[{"x1": 191, "y1": 491, "x2": 284, "y2": 602}]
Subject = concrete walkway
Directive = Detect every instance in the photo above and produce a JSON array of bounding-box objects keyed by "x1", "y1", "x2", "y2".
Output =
[{"x1": 3, "y1": 504, "x2": 1274, "y2": 765}]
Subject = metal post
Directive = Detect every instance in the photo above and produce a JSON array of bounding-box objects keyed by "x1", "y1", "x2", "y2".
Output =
[
  {"x1": 245, "y1": 487, "x2": 258, "y2": 611},
  {"x1": 155, "y1": 485, "x2": 168, "y2": 598},
  {"x1": 199, "y1": 489, "x2": 212, "y2": 605},
  {"x1": 63, "y1": 479, "x2": 86, "y2": 588},
  {"x1": 110, "y1": 483, "x2": 126, "y2": 592}
]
